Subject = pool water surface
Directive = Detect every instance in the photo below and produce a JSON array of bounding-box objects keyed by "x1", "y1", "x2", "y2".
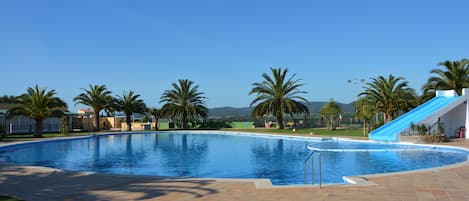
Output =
[{"x1": 0, "y1": 132, "x2": 467, "y2": 185}]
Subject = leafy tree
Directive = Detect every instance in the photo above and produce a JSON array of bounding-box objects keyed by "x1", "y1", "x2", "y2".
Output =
[
  {"x1": 148, "y1": 107, "x2": 162, "y2": 130},
  {"x1": 359, "y1": 75, "x2": 413, "y2": 122},
  {"x1": 9, "y1": 85, "x2": 67, "y2": 137},
  {"x1": 0, "y1": 95, "x2": 18, "y2": 103},
  {"x1": 74, "y1": 84, "x2": 114, "y2": 131},
  {"x1": 422, "y1": 59, "x2": 469, "y2": 100},
  {"x1": 249, "y1": 67, "x2": 309, "y2": 129},
  {"x1": 160, "y1": 79, "x2": 208, "y2": 129},
  {"x1": 320, "y1": 99, "x2": 341, "y2": 130},
  {"x1": 115, "y1": 91, "x2": 146, "y2": 131}
]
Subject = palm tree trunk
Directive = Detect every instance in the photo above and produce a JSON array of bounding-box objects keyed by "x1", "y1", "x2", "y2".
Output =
[
  {"x1": 95, "y1": 114, "x2": 100, "y2": 131},
  {"x1": 276, "y1": 112, "x2": 284, "y2": 129},
  {"x1": 34, "y1": 119, "x2": 43, "y2": 137},
  {"x1": 155, "y1": 119, "x2": 159, "y2": 130},
  {"x1": 386, "y1": 112, "x2": 393, "y2": 123},
  {"x1": 182, "y1": 115, "x2": 187, "y2": 129},
  {"x1": 363, "y1": 120, "x2": 367, "y2": 136},
  {"x1": 126, "y1": 114, "x2": 132, "y2": 131}
]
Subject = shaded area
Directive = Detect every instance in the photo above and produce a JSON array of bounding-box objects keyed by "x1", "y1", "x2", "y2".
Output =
[{"x1": 0, "y1": 164, "x2": 218, "y2": 201}]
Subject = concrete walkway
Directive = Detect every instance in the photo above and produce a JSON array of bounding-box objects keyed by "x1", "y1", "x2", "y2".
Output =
[{"x1": 1, "y1": 140, "x2": 469, "y2": 200}]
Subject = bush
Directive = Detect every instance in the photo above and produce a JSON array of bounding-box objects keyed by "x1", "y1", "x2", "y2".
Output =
[
  {"x1": 410, "y1": 123, "x2": 431, "y2": 135},
  {"x1": 420, "y1": 134, "x2": 446, "y2": 143},
  {"x1": 198, "y1": 121, "x2": 232, "y2": 129},
  {"x1": 372, "y1": 120, "x2": 384, "y2": 130}
]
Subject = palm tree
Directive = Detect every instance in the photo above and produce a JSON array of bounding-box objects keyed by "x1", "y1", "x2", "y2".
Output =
[
  {"x1": 115, "y1": 91, "x2": 146, "y2": 131},
  {"x1": 148, "y1": 108, "x2": 162, "y2": 130},
  {"x1": 397, "y1": 88, "x2": 419, "y2": 112},
  {"x1": 73, "y1": 84, "x2": 114, "y2": 131},
  {"x1": 319, "y1": 99, "x2": 341, "y2": 130},
  {"x1": 9, "y1": 85, "x2": 67, "y2": 137},
  {"x1": 160, "y1": 79, "x2": 208, "y2": 129},
  {"x1": 354, "y1": 97, "x2": 376, "y2": 135},
  {"x1": 249, "y1": 67, "x2": 309, "y2": 129},
  {"x1": 422, "y1": 59, "x2": 469, "y2": 98},
  {"x1": 359, "y1": 74, "x2": 413, "y2": 122}
]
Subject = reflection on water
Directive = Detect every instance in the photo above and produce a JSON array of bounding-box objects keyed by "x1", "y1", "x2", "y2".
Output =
[
  {"x1": 0, "y1": 133, "x2": 467, "y2": 185},
  {"x1": 251, "y1": 139, "x2": 310, "y2": 184}
]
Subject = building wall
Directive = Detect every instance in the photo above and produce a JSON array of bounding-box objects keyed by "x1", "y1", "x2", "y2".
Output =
[
  {"x1": 72, "y1": 116, "x2": 125, "y2": 131},
  {"x1": 3, "y1": 116, "x2": 63, "y2": 134},
  {"x1": 120, "y1": 122, "x2": 156, "y2": 131},
  {"x1": 72, "y1": 117, "x2": 94, "y2": 131},
  {"x1": 440, "y1": 103, "x2": 466, "y2": 138}
]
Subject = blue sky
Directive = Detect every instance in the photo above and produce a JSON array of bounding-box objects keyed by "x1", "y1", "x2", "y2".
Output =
[{"x1": 1, "y1": 0, "x2": 468, "y2": 111}]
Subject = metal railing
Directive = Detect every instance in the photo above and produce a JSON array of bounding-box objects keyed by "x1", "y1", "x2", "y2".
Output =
[{"x1": 303, "y1": 149, "x2": 322, "y2": 188}]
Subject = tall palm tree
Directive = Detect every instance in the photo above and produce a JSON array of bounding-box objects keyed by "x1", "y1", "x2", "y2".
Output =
[
  {"x1": 9, "y1": 85, "x2": 67, "y2": 137},
  {"x1": 148, "y1": 107, "x2": 162, "y2": 130},
  {"x1": 359, "y1": 74, "x2": 413, "y2": 122},
  {"x1": 397, "y1": 88, "x2": 419, "y2": 112},
  {"x1": 115, "y1": 91, "x2": 146, "y2": 131},
  {"x1": 160, "y1": 79, "x2": 208, "y2": 129},
  {"x1": 73, "y1": 84, "x2": 114, "y2": 131},
  {"x1": 422, "y1": 59, "x2": 469, "y2": 98},
  {"x1": 249, "y1": 67, "x2": 309, "y2": 129}
]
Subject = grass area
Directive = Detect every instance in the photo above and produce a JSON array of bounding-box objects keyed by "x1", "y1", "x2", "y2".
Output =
[
  {"x1": 221, "y1": 127, "x2": 368, "y2": 137},
  {"x1": 229, "y1": 121, "x2": 254, "y2": 129},
  {"x1": 158, "y1": 122, "x2": 169, "y2": 129},
  {"x1": 0, "y1": 195, "x2": 22, "y2": 201},
  {"x1": 0, "y1": 127, "x2": 367, "y2": 143}
]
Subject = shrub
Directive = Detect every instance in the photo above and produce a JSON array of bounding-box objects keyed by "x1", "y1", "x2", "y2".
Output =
[{"x1": 372, "y1": 120, "x2": 384, "y2": 130}]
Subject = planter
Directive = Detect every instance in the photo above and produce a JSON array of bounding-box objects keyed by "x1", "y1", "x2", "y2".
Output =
[
  {"x1": 400, "y1": 134, "x2": 446, "y2": 143},
  {"x1": 419, "y1": 134, "x2": 446, "y2": 143}
]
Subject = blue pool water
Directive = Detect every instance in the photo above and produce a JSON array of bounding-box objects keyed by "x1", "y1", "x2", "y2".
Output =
[{"x1": 0, "y1": 132, "x2": 467, "y2": 185}]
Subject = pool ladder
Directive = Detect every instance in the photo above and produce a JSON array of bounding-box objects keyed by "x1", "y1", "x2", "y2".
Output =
[{"x1": 303, "y1": 150, "x2": 322, "y2": 188}]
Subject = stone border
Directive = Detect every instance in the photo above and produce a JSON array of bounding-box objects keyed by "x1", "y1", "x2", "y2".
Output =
[{"x1": 1, "y1": 130, "x2": 469, "y2": 189}]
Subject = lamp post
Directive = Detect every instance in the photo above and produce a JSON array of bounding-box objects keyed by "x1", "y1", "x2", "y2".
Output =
[{"x1": 347, "y1": 78, "x2": 366, "y2": 135}]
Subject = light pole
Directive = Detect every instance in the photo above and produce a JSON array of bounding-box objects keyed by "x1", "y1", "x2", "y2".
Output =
[{"x1": 347, "y1": 78, "x2": 366, "y2": 134}]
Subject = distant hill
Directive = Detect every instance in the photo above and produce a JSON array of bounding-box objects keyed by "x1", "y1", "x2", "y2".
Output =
[
  {"x1": 208, "y1": 106, "x2": 252, "y2": 118},
  {"x1": 307, "y1": 101, "x2": 355, "y2": 114},
  {"x1": 208, "y1": 101, "x2": 355, "y2": 118}
]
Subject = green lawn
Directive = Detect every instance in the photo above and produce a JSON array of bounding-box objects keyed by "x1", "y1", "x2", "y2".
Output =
[
  {"x1": 221, "y1": 127, "x2": 368, "y2": 137},
  {"x1": 0, "y1": 126, "x2": 367, "y2": 143},
  {"x1": 1, "y1": 132, "x2": 96, "y2": 142},
  {"x1": 229, "y1": 121, "x2": 254, "y2": 129}
]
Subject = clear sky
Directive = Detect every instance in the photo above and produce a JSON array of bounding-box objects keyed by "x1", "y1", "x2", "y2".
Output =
[{"x1": 1, "y1": 0, "x2": 468, "y2": 111}]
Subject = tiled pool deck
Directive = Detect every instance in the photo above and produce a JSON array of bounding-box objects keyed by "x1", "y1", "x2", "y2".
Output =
[{"x1": 1, "y1": 137, "x2": 469, "y2": 201}]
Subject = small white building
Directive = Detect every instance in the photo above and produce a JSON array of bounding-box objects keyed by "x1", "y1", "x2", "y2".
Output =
[
  {"x1": 370, "y1": 88, "x2": 469, "y2": 142},
  {"x1": 419, "y1": 88, "x2": 469, "y2": 139}
]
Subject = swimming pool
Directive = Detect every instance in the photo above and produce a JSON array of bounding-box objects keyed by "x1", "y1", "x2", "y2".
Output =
[{"x1": 0, "y1": 132, "x2": 467, "y2": 185}]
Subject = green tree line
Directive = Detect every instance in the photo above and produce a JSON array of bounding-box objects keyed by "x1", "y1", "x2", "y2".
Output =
[{"x1": 1, "y1": 58, "x2": 468, "y2": 137}]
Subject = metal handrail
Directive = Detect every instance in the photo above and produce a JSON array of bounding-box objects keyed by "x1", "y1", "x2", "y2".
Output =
[
  {"x1": 303, "y1": 151, "x2": 314, "y2": 185},
  {"x1": 303, "y1": 150, "x2": 322, "y2": 188}
]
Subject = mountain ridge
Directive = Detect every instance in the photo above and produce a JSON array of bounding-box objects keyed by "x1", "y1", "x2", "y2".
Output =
[{"x1": 208, "y1": 101, "x2": 355, "y2": 118}]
